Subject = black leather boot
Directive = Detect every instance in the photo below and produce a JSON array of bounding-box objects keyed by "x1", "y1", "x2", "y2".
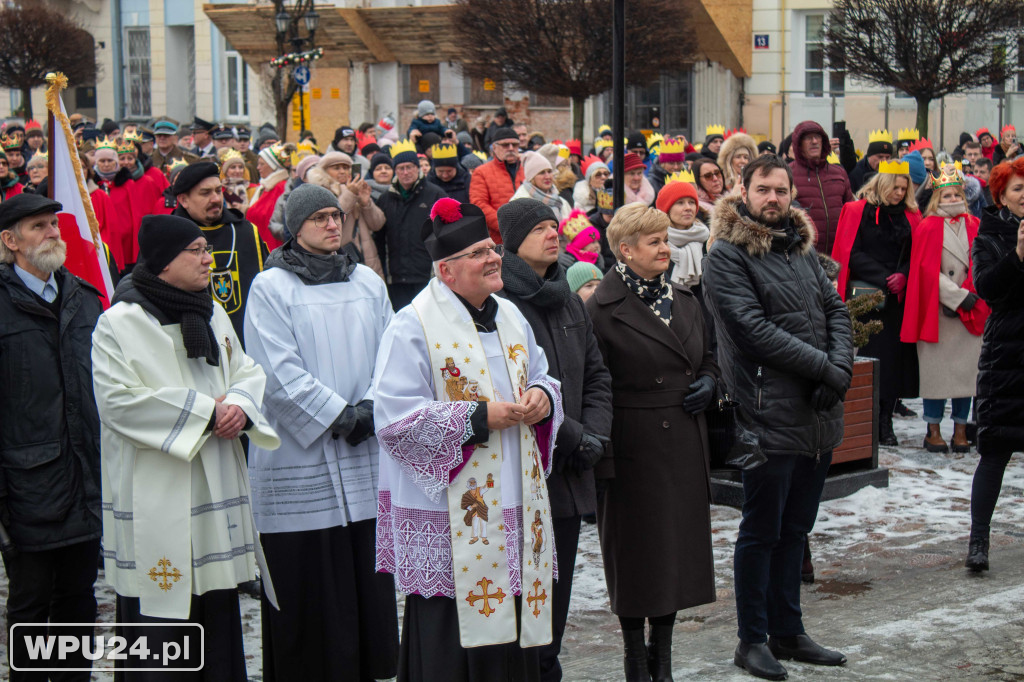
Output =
[
  {"x1": 879, "y1": 400, "x2": 898, "y2": 446},
  {"x1": 966, "y1": 526, "x2": 990, "y2": 572},
  {"x1": 768, "y1": 633, "x2": 847, "y2": 666},
  {"x1": 647, "y1": 624, "x2": 674, "y2": 681},
  {"x1": 734, "y1": 641, "x2": 787, "y2": 680},
  {"x1": 623, "y1": 628, "x2": 652, "y2": 682}
]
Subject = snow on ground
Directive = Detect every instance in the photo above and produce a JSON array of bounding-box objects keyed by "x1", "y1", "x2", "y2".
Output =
[{"x1": 2, "y1": 399, "x2": 1023, "y2": 680}]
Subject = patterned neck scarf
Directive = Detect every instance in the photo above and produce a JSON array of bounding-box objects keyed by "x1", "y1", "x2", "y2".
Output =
[{"x1": 616, "y1": 261, "x2": 673, "y2": 325}]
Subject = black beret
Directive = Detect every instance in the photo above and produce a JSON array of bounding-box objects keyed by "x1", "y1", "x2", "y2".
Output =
[
  {"x1": 172, "y1": 161, "x2": 220, "y2": 196},
  {"x1": 0, "y1": 193, "x2": 63, "y2": 231}
]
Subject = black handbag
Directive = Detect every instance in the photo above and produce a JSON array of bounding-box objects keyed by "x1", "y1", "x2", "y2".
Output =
[{"x1": 705, "y1": 381, "x2": 766, "y2": 471}]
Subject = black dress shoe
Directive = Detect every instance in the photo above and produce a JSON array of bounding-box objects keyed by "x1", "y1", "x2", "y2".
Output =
[
  {"x1": 768, "y1": 634, "x2": 847, "y2": 666},
  {"x1": 734, "y1": 641, "x2": 788, "y2": 680},
  {"x1": 879, "y1": 433, "x2": 899, "y2": 447},
  {"x1": 894, "y1": 400, "x2": 917, "y2": 418}
]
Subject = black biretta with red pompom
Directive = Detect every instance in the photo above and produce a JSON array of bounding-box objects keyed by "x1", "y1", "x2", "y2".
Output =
[{"x1": 422, "y1": 197, "x2": 490, "y2": 261}]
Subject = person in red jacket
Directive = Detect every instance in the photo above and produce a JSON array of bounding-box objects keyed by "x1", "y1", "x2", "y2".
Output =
[
  {"x1": 469, "y1": 126, "x2": 523, "y2": 243},
  {"x1": 789, "y1": 120, "x2": 853, "y2": 255},
  {"x1": 246, "y1": 142, "x2": 293, "y2": 251},
  {"x1": 117, "y1": 134, "x2": 167, "y2": 224},
  {"x1": 0, "y1": 149, "x2": 25, "y2": 202},
  {"x1": 93, "y1": 137, "x2": 142, "y2": 269}
]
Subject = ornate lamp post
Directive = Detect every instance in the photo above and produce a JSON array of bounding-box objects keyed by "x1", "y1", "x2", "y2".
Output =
[{"x1": 272, "y1": 2, "x2": 323, "y2": 135}]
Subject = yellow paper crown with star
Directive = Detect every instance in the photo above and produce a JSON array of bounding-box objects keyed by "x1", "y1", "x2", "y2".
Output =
[
  {"x1": 115, "y1": 137, "x2": 137, "y2": 155},
  {"x1": 431, "y1": 143, "x2": 458, "y2": 161},
  {"x1": 878, "y1": 159, "x2": 910, "y2": 175},
  {"x1": 826, "y1": 151, "x2": 840, "y2": 165},
  {"x1": 665, "y1": 169, "x2": 696, "y2": 184},
  {"x1": 389, "y1": 139, "x2": 418, "y2": 159},
  {"x1": 932, "y1": 162, "x2": 964, "y2": 189},
  {"x1": 868, "y1": 129, "x2": 892, "y2": 145},
  {"x1": 646, "y1": 132, "x2": 664, "y2": 150},
  {"x1": 706, "y1": 124, "x2": 725, "y2": 137},
  {"x1": 0, "y1": 134, "x2": 20, "y2": 151},
  {"x1": 96, "y1": 135, "x2": 118, "y2": 152},
  {"x1": 897, "y1": 127, "x2": 920, "y2": 142}
]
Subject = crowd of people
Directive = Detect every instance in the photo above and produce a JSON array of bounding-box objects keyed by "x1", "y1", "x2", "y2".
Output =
[{"x1": 1, "y1": 102, "x2": 1022, "y2": 682}]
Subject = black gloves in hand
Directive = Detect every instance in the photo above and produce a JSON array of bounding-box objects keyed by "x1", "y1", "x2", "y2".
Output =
[
  {"x1": 959, "y1": 292, "x2": 979, "y2": 312},
  {"x1": 683, "y1": 375, "x2": 716, "y2": 414},
  {"x1": 569, "y1": 433, "x2": 609, "y2": 475},
  {"x1": 332, "y1": 400, "x2": 375, "y2": 446},
  {"x1": 821, "y1": 363, "x2": 851, "y2": 397},
  {"x1": 811, "y1": 384, "x2": 843, "y2": 411}
]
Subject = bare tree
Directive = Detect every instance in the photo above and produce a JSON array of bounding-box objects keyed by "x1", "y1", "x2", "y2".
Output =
[
  {"x1": 826, "y1": 0, "x2": 1024, "y2": 137},
  {"x1": 0, "y1": 4, "x2": 98, "y2": 121},
  {"x1": 453, "y1": 0, "x2": 696, "y2": 140}
]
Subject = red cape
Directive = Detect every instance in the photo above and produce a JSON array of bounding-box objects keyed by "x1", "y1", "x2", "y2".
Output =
[
  {"x1": 831, "y1": 199, "x2": 921, "y2": 300},
  {"x1": 900, "y1": 214, "x2": 990, "y2": 344},
  {"x1": 246, "y1": 181, "x2": 286, "y2": 251}
]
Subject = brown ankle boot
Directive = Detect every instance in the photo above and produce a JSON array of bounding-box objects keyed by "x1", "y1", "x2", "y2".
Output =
[
  {"x1": 951, "y1": 423, "x2": 970, "y2": 453},
  {"x1": 923, "y1": 423, "x2": 949, "y2": 453}
]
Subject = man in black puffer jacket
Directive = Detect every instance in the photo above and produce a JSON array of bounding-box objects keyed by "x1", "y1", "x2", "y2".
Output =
[
  {"x1": 703, "y1": 154, "x2": 854, "y2": 681},
  {"x1": 495, "y1": 198, "x2": 612, "y2": 682},
  {"x1": 0, "y1": 194, "x2": 104, "y2": 677}
]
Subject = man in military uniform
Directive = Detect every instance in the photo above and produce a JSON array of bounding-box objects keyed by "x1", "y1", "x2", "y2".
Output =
[
  {"x1": 190, "y1": 117, "x2": 216, "y2": 158},
  {"x1": 234, "y1": 125, "x2": 259, "y2": 182},
  {"x1": 212, "y1": 124, "x2": 236, "y2": 155},
  {"x1": 170, "y1": 162, "x2": 267, "y2": 341},
  {"x1": 150, "y1": 119, "x2": 199, "y2": 172}
]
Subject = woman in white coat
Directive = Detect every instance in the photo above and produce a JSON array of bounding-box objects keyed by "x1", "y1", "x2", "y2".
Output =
[{"x1": 511, "y1": 150, "x2": 572, "y2": 222}]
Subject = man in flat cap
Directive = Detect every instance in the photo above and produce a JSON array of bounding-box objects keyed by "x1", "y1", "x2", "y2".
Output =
[
  {"x1": 150, "y1": 119, "x2": 199, "y2": 172},
  {"x1": 92, "y1": 213, "x2": 280, "y2": 680},
  {"x1": 171, "y1": 161, "x2": 269, "y2": 341},
  {"x1": 190, "y1": 117, "x2": 216, "y2": 158},
  {"x1": 0, "y1": 194, "x2": 105, "y2": 679},
  {"x1": 244, "y1": 183, "x2": 399, "y2": 681},
  {"x1": 373, "y1": 197, "x2": 562, "y2": 681}
]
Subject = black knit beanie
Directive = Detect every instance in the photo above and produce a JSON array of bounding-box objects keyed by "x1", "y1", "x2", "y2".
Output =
[
  {"x1": 138, "y1": 214, "x2": 205, "y2": 274},
  {"x1": 497, "y1": 198, "x2": 556, "y2": 253}
]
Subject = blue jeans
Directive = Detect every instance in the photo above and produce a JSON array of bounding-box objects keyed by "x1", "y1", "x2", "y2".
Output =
[
  {"x1": 734, "y1": 452, "x2": 832, "y2": 643},
  {"x1": 922, "y1": 397, "x2": 972, "y2": 424}
]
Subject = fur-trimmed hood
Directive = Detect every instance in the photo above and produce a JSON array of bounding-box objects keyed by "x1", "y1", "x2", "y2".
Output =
[{"x1": 710, "y1": 193, "x2": 817, "y2": 258}]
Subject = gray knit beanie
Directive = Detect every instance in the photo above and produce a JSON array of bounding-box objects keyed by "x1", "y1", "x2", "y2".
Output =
[
  {"x1": 461, "y1": 153, "x2": 484, "y2": 171},
  {"x1": 497, "y1": 198, "x2": 556, "y2": 253},
  {"x1": 286, "y1": 183, "x2": 341, "y2": 237},
  {"x1": 417, "y1": 100, "x2": 436, "y2": 118}
]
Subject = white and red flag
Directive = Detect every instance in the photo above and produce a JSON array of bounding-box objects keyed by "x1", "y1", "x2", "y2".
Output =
[{"x1": 45, "y1": 72, "x2": 114, "y2": 307}]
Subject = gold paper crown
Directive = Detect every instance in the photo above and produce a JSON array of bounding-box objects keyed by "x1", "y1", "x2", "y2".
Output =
[
  {"x1": 219, "y1": 148, "x2": 244, "y2": 164},
  {"x1": 594, "y1": 139, "x2": 613, "y2": 150},
  {"x1": 266, "y1": 142, "x2": 289, "y2": 167},
  {"x1": 557, "y1": 145, "x2": 570, "y2": 160},
  {"x1": 646, "y1": 132, "x2": 664, "y2": 150},
  {"x1": 932, "y1": 162, "x2": 964, "y2": 189},
  {"x1": 665, "y1": 169, "x2": 696, "y2": 184},
  {"x1": 0, "y1": 134, "x2": 19, "y2": 151},
  {"x1": 390, "y1": 139, "x2": 417, "y2": 159},
  {"x1": 706, "y1": 124, "x2": 725, "y2": 137},
  {"x1": 826, "y1": 151, "x2": 840, "y2": 165},
  {"x1": 123, "y1": 129, "x2": 143, "y2": 144},
  {"x1": 96, "y1": 136, "x2": 118, "y2": 152},
  {"x1": 166, "y1": 158, "x2": 189, "y2": 174},
  {"x1": 878, "y1": 159, "x2": 910, "y2": 175},
  {"x1": 431, "y1": 143, "x2": 458, "y2": 160},
  {"x1": 868, "y1": 129, "x2": 892, "y2": 144},
  {"x1": 596, "y1": 188, "x2": 614, "y2": 210},
  {"x1": 659, "y1": 139, "x2": 686, "y2": 156},
  {"x1": 472, "y1": 150, "x2": 488, "y2": 162},
  {"x1": 115, "y1": 137, "x2": 137, "y2": 154},
  {"x1": 897, "y1": 128, "x2": 920, "y2": 142},
  {"x1": 559, "y1": 210, "x2": 594, "y2": 241}
]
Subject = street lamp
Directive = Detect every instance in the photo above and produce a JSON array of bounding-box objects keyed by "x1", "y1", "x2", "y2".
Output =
[
  {"x1": 273, "y1": 3, "x2": 321, "y2": 136},
  {"x1": 303, "y1": 9, "x2": 320, "y2": 33}
]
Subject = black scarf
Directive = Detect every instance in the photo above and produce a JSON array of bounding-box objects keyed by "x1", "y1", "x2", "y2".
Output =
[
  {"x1": 454, "y1": 291, "x2": 499, "y2": 333},
  {"x1": 131, "y1": 265, "x2": 220, "y2": 366},
  {"x1": 500, "y1": 250, "x2": 572, "y2": 310},
  {"x1": 616, "y1": 261, "x2": 673, "y2": 325},
  {"x1": 265, "y1": 239, "x2": 356, "y2": 285}
]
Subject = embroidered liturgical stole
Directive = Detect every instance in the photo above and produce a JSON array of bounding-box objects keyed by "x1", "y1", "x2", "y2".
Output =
[{"x1": 413, "y1": 279, "x2": 554, "y2": 648}]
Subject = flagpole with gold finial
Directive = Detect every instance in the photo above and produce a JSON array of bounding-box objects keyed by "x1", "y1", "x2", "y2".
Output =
[{"x1": 44, "y1": 72, "x2": 101, "y2": 244}]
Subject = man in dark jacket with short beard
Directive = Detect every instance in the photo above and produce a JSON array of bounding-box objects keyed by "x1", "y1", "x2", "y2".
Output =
[
  {"x1": 702, "y1": 154, "x2": 854, "y2": 681},
  {"x1": 496, "y1": 198, "x2": 612, "y2": 682},
  {"x1": 0, "y1": 194, "x2": 104, "y2": 680}
]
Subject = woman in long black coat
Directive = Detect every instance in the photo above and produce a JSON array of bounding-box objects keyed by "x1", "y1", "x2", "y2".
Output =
[
  {"x1": 966, "y1": 158, "x2": 1024, "y2": 572},
  {"x1": 832, "y1": 168, "x2": 921, "y2": 445},
  {"x1": 585, "y1": 202, "x2": 719, "y2": 682}
]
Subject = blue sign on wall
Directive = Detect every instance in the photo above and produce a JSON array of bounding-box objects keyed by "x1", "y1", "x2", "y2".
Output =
[{"x1": 754, "y1": 34, "x2": 770, "y2": 50}]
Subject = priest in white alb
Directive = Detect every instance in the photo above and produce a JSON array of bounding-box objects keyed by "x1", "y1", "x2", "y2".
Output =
[
  {"x1": 374, "y1": 197, "x2": 563, "y2": 682},
  {"x1": 91, "y1": 214, "x2": 280, "y2": 680}
]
